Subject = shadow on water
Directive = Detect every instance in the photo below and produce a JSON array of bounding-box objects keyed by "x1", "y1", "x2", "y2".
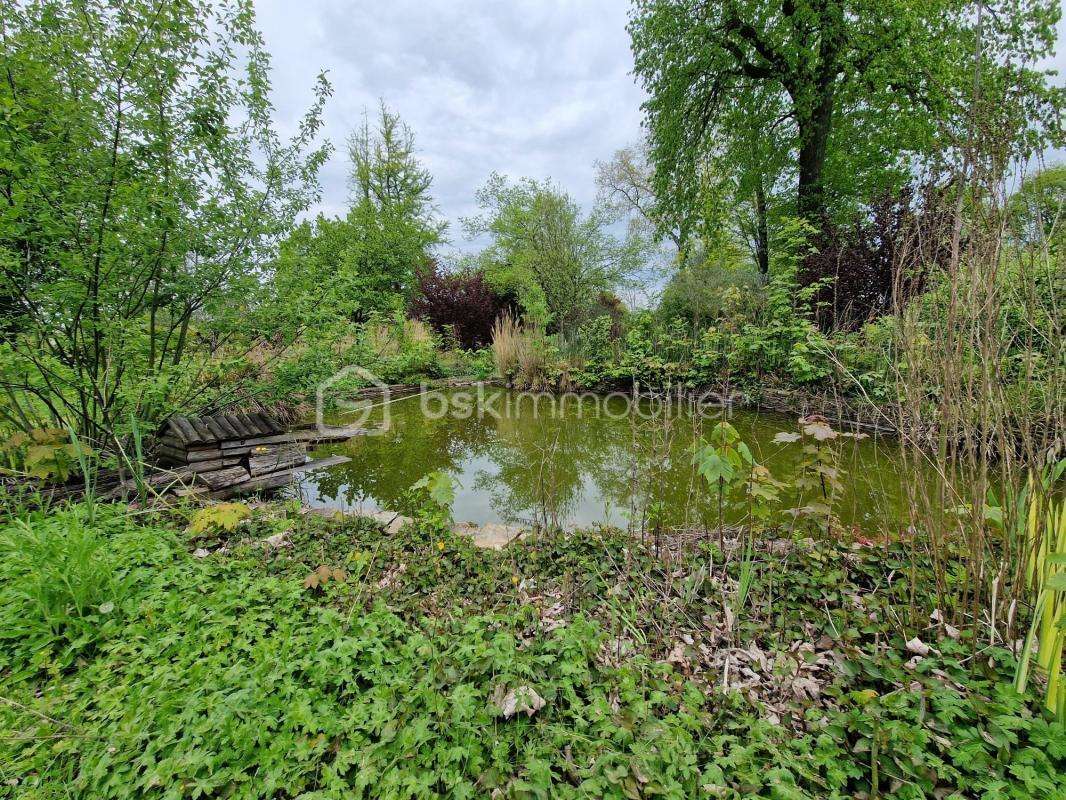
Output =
[{"x1": 295, "y1": 387, "x2": 933, "y2": 533}]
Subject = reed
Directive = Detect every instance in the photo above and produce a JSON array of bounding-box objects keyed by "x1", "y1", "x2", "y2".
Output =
[{"x1": 1013, "y1": 462, "x2": 1066, "y2": 720}]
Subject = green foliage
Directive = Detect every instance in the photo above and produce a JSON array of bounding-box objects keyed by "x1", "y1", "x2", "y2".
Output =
[
  {"x1": 1009, "y1": 162, "x2": 1066, "y2": 252},
  {"x1": 693, "y1": 421, "x2": 783, "y2": 535},
  {"x1": 0, "y1": 428, "x2": 82, "y2": 482},
  {"x1": 629, "y1": 0, "x2": 1062, "y2": 246},
  {"x1": 774, "y1": 416, "x2": 868, "y2": 536},
  {"x1": 0, "y1": 0, "x2": 331, "y2": 441},
  {"x1": 466, "y1": 173, "x2": 648, "y2": 335},
  {"x1": 188, "y1": 503, "x2": 253, "y2": 538},
  {"x1": 0, "y1": 507, "x2": 149, "y2": 668},
  {"x1": 1, "y1": 504, "x2": 1062, "y2": 798},
  {"x1": 270, "y1": 103, "x2": 445, "y2": 333},
  {"x1": 405, "y1": 470, "x2": 456, "y2": 530}
]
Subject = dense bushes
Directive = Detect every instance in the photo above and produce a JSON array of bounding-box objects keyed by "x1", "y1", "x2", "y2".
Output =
[
  {"x1": 802, "y1": 185, "x2": 955, "y2": 329},
  {"x1": 408, "y1": 264, "x2": 517, "y2": 349}
]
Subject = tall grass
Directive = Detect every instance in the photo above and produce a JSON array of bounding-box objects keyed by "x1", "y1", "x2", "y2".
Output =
[
  {"x1": 491, "y1": 314, "x2": 552, "y2": 389},
  {"x1": 490, "y1": 314, "x2": 522, "y2": 379},
  {"x1": 0, "y1": 512, "x2": 129, "y2": 652},
  {"x1": 1013, "y1": 462, "x2": 1066, "y2": 719}
]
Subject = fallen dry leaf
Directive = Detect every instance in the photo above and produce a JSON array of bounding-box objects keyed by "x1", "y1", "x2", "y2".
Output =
[{"x1": 491, "y1": 685, "x2": 546, "y2": 719}]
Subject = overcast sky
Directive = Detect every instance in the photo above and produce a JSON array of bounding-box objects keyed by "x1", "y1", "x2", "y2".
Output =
[
  {"x1": 255, "y1": 0, "x2": 643, "y2": 258},
  {"x1": 254, "y1": 0, "x2": 1065, "y2": 258}
]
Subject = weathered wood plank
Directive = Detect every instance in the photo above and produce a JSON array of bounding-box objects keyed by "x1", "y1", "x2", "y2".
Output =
[
  {"x1": 220, "y1": 432, "x2": 299, "y2": 450},
  {"x1": 187, "y1": 447, "x2": 224, "y2": 463},
  {"x1": 186, "y1": 457, "x2": 243, "y2": 473},
  {"x1": 248, "y1": 444, "x2": 306, "y2": 476},
  {"x1": 170, "y1": 416, "x2": 201, "y2": 445},
  {"x1": 222, "y1": 413, "x2": 251, "y2": 437},
  {"x1": 253, "y1": 413, "x2": 279, "y2": 433},
  {"x1": 202, "y1": 416, "x2": 228, "y2": 441},
  {"x1": 175, "y1": 486, "x2": 211, "y2": 498},
  {"x1": 164, "y1": 419, "x2": 189, "y2": 445},
  {"x1": 250, "y1": 411, "x2": 279, "y2": 434},
  {"x1": 156, "y1": 446, "x2": 189, "y2": 465},
  {"x1": 196, "y1": 466, "x2": 251, "y2": 490},
  {"x1": 236, "y1": 414, "x2": 259, "y2": 437},
  {"x1": 189, "y1": 418, "x2": 214, "y2": 442},
  {"x1": 296, "y1": 428, "x2": 368, "y2": 444},
  {"x1": 206, "y1": 455, "x2": 350, "y2": 499}
]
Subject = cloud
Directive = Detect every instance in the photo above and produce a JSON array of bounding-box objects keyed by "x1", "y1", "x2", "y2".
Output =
[
  {"x1": 253, "y1": 0, "x2": 647, "y2": 255},
  {"x1": 254, "y1": 0, "x2": 1066, "y2": 256}
]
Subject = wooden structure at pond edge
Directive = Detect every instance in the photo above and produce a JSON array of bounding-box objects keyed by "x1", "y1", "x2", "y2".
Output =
[{"x1": 156, "y1": 411, "x2": 351, "y2": 499}]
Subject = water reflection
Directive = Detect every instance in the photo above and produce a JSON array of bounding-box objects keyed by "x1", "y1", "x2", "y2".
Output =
[{"x1": 297, "y1": 387, "x2": 921, "y2": 531}]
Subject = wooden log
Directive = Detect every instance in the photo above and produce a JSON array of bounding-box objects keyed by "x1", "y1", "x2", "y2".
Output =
[
  {"x1": 248, "y1": 411, "x2": 278, "y2": 434},
  {"x1": 163, "y1": 420, "x2": 188, "y2": 445},
  {"x1": 258, "y1": 411, "x2": 281, "y2": 432},
  {"x1": 196, "y1": 466, "x2": 251, "y2": 491},
  {"x1": 189, "y1": 418, "x2": 215, "y2": 442},
  {"x1": 238, "y1": 412, "x2": 265, "y2": 435},
  {"x1": 221, "y1": 413, "x2": 251, "y2": 438},
  {"x1": 175, "y1": 486, "x2": 211, "y2": 498},
  {"x1": 212, "y1": 414, "x2": 242, "y2": 439},
  {"x1": 202, "y1": 416, "x2": 229, "y2": 441},
  {"x1": 187, "y1": 448, "x2": 224, "y2": 463},
  {"x1": 185, "y1": 457, "x2": 243, "y2": 473},
  {"x1": 293, "y1": 428, "x2": 368, "y2": 445},
  {"x1": 248, "y1": 444, "x2": 306, "y2": 476},
  {"x1": 170, "y1": 416, "x2": 201, "y2": 445}
]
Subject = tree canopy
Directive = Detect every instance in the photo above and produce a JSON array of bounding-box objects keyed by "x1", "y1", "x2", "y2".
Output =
[
  {"x1": 0, "y1": 0, "x2": 330, "y2": 440},
  {"x1": 271, "y1": 102, "x2": 444, "y2": 329},
  {"x1": 464, "y1": 173, "x2": 648, "y2": 335},
  {"x1": 629, "y1": 0, "x2": 1063, "y2": 286}
]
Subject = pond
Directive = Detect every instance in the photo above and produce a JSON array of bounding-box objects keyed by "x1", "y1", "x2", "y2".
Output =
[{"x1": 296, "y1": 386, "x2": 927, "y2": 532}]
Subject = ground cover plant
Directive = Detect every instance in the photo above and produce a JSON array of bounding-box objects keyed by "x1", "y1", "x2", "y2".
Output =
[
  {"x1": 1, "y1": 502, "x2": 1063, "y2": 799},
  {"x1": 0, "y1": 0, "x2": 1063, "y2": 797}
]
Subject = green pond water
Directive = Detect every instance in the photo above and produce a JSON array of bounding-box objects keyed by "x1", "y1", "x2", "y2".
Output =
[{"x1": 297, "y1": 387, "x2": 927, "y2": 532}]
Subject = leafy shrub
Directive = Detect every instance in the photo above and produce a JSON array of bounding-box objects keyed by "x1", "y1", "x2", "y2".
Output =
[
  {"x1": 802, "y1": 184, "x2": 955, "y2": 329},
  {"x1": 409, "y1": 263, "x2": 517, "y2": 349},
  {"x1": 0, "y1": 428, "x2": 81, "y2": 482}
]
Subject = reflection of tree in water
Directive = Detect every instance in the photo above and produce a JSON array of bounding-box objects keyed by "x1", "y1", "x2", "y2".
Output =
[
  {"x1": 299, "y1": 389, "x2": 933, "y2": 532},
  {"x1": 307, "y1": 400, "x2": 497, "y2": 507},
  {"x1": 472, "y1": 395, "x2": 658, "y2": 525}
]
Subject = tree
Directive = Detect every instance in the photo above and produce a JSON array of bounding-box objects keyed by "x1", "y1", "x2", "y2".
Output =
[
  {"x1": 595, "y1": 141, "x2": 680, "y2": 248},
  {"x1": 464, "y1": 174, "x2": 647, "y2": 335},
  {"x1": 0, "y1": 0, "x2": 330, "y2": 442},
  {"x1": 271, "y1": 102, "x2": 444, "y2": 326},
  {"x1": 629, "y1": 0, "x2": 1061, "y2": 286},
  {"x1": 1009, "y1": 163, "x2": 1066, "y2": 252}
]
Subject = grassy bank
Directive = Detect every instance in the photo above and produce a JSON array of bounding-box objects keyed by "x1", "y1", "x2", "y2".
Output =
[{"x1": 1, "y1": 503, "x2": 1062, "y2": 799}]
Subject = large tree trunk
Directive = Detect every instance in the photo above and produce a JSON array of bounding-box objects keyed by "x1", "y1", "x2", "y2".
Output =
[
  {"x1": 793, "y1": 88, "x2": 837, "y2": 327},
  {"x1": 796, "y1": 91, "x2": 834, "y2": 228},
  {"x1": 754, "y1": 178, "x2": 770, "y2": 277}
]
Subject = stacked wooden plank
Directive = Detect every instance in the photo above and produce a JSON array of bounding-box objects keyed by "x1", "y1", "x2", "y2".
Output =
[{"x1": 156, "y1": 411, "x2": 351, "y2": 499}]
